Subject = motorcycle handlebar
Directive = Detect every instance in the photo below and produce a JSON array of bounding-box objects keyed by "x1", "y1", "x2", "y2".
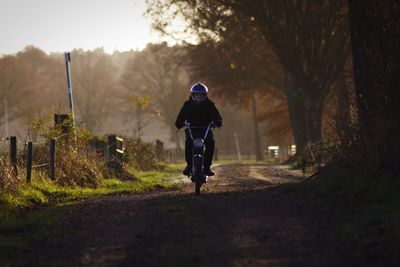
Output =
[
  {"x1": 177, "y1": 122, "x2": 219, "y2": 133},
  {"x1": 184, "y1": 122, "x2": 219, "y2": 129},
  {"x1": 183, "y1": 122, "x2": 217, "y2": 140}
]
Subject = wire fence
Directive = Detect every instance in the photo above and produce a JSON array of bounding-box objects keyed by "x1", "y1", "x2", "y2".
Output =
[
  {"x1": 0, "y1": 135, "x2": 60, "y2": 187},
  {"x1": 0, "y1": 132, "x2": 127, "y2": 189}
]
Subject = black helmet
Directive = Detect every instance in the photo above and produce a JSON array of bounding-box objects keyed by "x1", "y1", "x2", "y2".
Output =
[{"x1": 190, "y1": 83, "x2": 208, "y2": 103}]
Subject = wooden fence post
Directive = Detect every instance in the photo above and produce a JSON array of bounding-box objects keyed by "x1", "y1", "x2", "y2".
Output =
[
  {"x1": 104, "y1": 143, "x2": 110, "y2": 160},
  {"x1": 26, "y1": 142, "x2": 33, "y2": 183},
  {"x1": 108, "y1": 135, "x2": 117, "y2": 159},
  {"x1": 49, "y1": 139, "x2": 56, "y2": 181},
  {"x1": 10, "y1": 136, "x2": 17, "y2": 177}
]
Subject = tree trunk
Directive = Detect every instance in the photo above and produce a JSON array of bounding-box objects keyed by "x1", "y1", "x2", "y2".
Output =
[
  {"x1": 335, "y1": 69, "x2": 352, "y2": 146},
  {"x1": 284, "y1": 72, "x2": 323, "y2": 155},
  {"x1": 284, "y1": 72, "x2": 306, "y2": 154},
  {"x1": 304, "y1": 96, "x2": 323, "y2": 144},
  {"x1": 252, "y1": 94, "x2": 264, "y2": 161},
  {"x1": 348, "y1": 0, "x2": 400, "y2": 175}
]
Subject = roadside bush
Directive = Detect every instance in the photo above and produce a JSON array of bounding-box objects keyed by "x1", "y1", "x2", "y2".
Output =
[
  {"x1": 124, "y1": 137, "x2": 156, "y2": 171},
  {"x1": 55, "y1": 141, "x2": 102, "y2": 187},
  {"x1": 294, "y1": 140, "x2": 339, "y2": 175},
  {"x1": 30, "y1": 115, "x2": 103, "y2": 187}
]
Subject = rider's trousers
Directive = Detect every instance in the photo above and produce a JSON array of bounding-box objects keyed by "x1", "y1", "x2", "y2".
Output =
[{"x1": 185, "y1": 129, "x2": 215, "y2": 167}]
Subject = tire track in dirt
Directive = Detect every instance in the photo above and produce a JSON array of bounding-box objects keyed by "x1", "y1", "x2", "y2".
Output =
[{"x1": 183, "y1": 164, "x2": 303, "y2": 194}]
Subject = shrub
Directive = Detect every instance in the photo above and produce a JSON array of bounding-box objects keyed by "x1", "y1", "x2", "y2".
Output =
[
  {"x1": 294, "y1": 140, "x2": 339, "y2": 174},
  {"x1": 30, "y1": 115, "x2": 103, "y2": 188},
  {"x1": 124, "y1": 137, "x2": 156, "y2": 171}
]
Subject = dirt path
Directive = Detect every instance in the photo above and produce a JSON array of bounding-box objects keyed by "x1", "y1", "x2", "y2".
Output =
[{"x1": 21, "y1": 164, "x2": 348, "y2": 267}]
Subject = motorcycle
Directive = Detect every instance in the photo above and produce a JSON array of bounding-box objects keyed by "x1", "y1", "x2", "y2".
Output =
[{"x1": 184, "y1": 122, "x2": 216, "y2": 195}]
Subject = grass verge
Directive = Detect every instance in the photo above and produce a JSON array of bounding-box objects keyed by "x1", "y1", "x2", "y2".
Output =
[
  {"x1": 283, "y1": 163, "x2": 400, "y2": 265},
  {"x1": 0, "y1": 163, "x2": 185, "y2": 265}
]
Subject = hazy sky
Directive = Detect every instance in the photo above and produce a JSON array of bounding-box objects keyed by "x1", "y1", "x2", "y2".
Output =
[{"x1": 0, "y1": 0, "x2": 169, "y2": 55}]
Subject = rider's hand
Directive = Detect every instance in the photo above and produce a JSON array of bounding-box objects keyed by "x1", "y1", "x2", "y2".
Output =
[{"x1": 211, "y1": 121, "x2": 221, "y2": 128}]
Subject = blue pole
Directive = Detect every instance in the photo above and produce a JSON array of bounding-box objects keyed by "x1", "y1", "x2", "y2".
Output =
[{"x1": 64, "y1": 52, "x2": 75, "y2": 124}]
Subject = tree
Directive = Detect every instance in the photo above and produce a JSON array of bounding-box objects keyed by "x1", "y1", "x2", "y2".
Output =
[
  {"x1": 147, "y1": 0, "x2": 351, "y2": 153},
  {"x1": 128, "y1": 95, "x2": 154, "y2": 139},
  {"x1": 0, "y1": 55, "x2": 36, "y2": 131},
  {"x1": 17, "y1": 46, "x2": 67, "y2": 113},
  {"x1": 70, "y1": 49, "x2": 119, "y2": 132},
  {"x1": 348, "y1": 0, "x2": 400, "y2": 175},
  {"x1": 257, "y1": 90, "x2": 293, "y2": 146},
  {"x1": 121, "y1": 43, "x2": 190, "y2": 149}
]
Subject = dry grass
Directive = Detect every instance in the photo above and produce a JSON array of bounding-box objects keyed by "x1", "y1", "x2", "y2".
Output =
[{"x1": 0, "y1": 154, "x2": 23, "y2": 193}]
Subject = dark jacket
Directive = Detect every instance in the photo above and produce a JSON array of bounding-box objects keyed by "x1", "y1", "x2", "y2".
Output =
[{"x1": 175, "y1": 97, "x2": 222, "y2": 129}]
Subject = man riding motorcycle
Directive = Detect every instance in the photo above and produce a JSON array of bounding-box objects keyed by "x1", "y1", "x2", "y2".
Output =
[{"x1": 175, "y1": 83, "x2": 223, "y2": 176}]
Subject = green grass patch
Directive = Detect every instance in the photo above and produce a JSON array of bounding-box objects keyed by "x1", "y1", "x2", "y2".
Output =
[
  {"x1": 2, "y1": 163, "x2": 184, "y2": 209},
  {"x1": 0, "y1": 163, "x2": 185, "y2": 265},
  {"x1": 0, "y1": 204, "x2": 66, "y2": 264}
]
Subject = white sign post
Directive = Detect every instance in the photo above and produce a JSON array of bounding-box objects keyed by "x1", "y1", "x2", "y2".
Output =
[{"x1": 64, "y1": 52, "x2": 76, "y2": 127}]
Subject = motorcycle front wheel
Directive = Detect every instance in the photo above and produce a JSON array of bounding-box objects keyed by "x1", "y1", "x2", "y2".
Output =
[{"x1": 193, "y1": 156, "x2": 203, "y2": 195}]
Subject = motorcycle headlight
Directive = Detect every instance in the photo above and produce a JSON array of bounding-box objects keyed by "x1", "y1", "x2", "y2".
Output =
[{"x1": 193, "y1": 138, "x2": 204, "y2": 148}]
